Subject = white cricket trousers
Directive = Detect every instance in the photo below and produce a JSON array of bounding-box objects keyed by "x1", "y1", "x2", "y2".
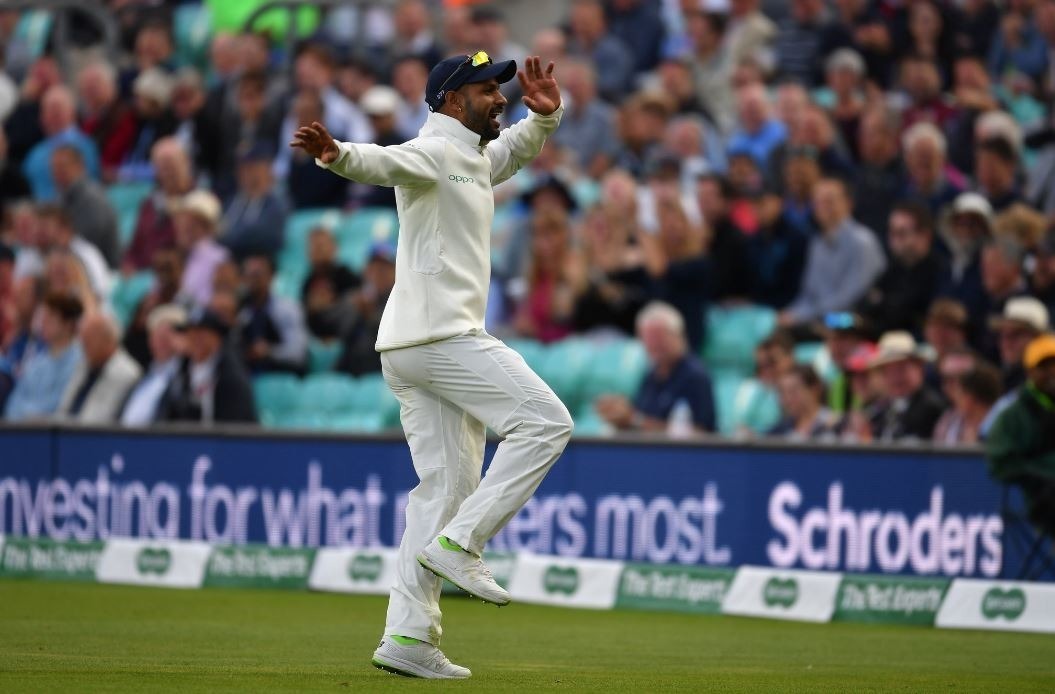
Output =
[{"x1": 380, "y1": 330, "x2": 573, "y2": 644}]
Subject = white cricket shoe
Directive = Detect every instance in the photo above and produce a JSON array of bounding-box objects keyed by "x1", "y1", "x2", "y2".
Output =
[
  {"x1": 416, "y1": 536, "x2": 511, "y2": 606},
  {"x1": 372, "y1": 638, "x2": 471, "y2": 679}
]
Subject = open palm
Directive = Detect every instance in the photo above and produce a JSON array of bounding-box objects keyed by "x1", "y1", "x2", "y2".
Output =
[{"x1": 518, "y1": 56, "x2": 561, "y2": 115}]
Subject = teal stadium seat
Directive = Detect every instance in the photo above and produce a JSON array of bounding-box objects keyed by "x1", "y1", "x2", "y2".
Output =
[
  {"x1": 253, "y1": 373, "x2": 303, "y2": 428},
  {"x1": 535, "y1": 338, "x2": 594, "y2": 414},
  {"x1": 335, "y1": 208, "x2": 399, "y2": 270},
  {"x1": 275, "y1": 208, "x2": 340, "y2": 299},
  {"x1": 572, "y1": 404, "x2": 610, "y2": 438},
  {"x1": 307, "y1": 338, "x2": 343, "y2": 373},
  {"x1": 702, "y1": 305, "x2": 777, "y2": 373},
  {"x1": 351, "y1": 373, "x2": 401, "y2": 430},
  {"x1": 710, "y1": 367, "x2": 747, "y2": 435},
  {"x1": 728, "y1": 378, "x2": 781, "y2": 435},
  {"x1": 109, "y1": 271, "x2": 154, "y2": 328},
  {"x1": 299, "y1": 373, "x2": 356, "y2": 429},
  {"x1": 578, "y1": 339, "x2": 648, "y2": 406},
  {"x1": 173, "y1": 4, "x2": 212, "y2": 70},
  {"x1": 105, "y1": 181, "x2": 153, "y2": 248},
  {"x1": 503, "y1": 338, "x2": 545, "y2": 373}
]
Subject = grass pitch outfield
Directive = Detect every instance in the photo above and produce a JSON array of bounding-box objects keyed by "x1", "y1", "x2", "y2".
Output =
[{"x1": 1, "y1": 582, "x2": 1053, "y2": 693}]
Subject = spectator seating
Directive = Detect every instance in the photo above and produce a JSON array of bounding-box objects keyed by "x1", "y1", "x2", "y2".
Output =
[
  {"x1": 307, "y1": 338, "x2": 342, "y2": 374},
  {"x1": 702, "y1": 305, "x2": 777, "y2": 374},
  {"x1": 109, "y1": 270, "x2": 154, "y2": 328}
]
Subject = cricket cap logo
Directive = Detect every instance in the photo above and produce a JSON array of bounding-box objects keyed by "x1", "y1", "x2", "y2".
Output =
[
  {"x1": 348, "y1": 554, "x2": 384, "y2": 582},
  {"x1": 543, "y1": 565, "x2": 579, "y2": 595},
  {"x1": 763, "y1": 577, "x2": 798, "y2": 608},
  {"x1": 136, "y1": 547, "x2": 172, "y2": 575},
  {"x1": 981, "y1": 587, "x2": 1026, "y2": 621}
]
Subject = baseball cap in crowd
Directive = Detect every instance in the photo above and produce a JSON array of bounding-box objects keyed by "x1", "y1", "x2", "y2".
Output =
[
  {"x1": 146, "y1": 303, "x2": 188, "y2": 332},
  {"x1": 183, "y1": 308, "x2": 229, "y2": 337},
  {"x1": 133, "y1": 67, "x2": 174, "y2": 107},
  {"x1": 425, "y1": 51, "x2": 517, "y2": 112},
  {"x1": 174, "y1": 189, "x2": 222, "y2": 227},
  {"x1": 361, "y1": 85, "x2": 402, "y2": 117},
  {"x1": 368, "y1": 241, "x2": 396, "y2": 265},
  {"x1": 950, "y1": 192, "x2": 994, "y2": 228},
  {"x1": 1024, "y1": 334, "x2": 1055, "y2": 369},
  {"x1": 239, "y1": 140, "x2": 277, "y2": 163},
  {"x1": 989, "y1": 296, "x2": 1050, "y2": 334},
  {"x1": 868, "y1": 331, "x2": 935, "y2": 369},
  {"x1": 845, "y1": 343, "x2": 878, "y2": 373}
]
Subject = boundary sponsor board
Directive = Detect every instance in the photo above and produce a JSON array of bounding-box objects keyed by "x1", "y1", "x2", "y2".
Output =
[
  {"x1": 615, "y1": 563, "x2": 735, "y2": 614},
  {"x1": 308, "y1": 547, "x2": 398, "y2": 595},
  {"x1": 509, "y1": 553, "x2": 623, "y2": 610},
  {"x1": 203, "y1": 546, "x2": 315, "y2": 590},
  {"x1": 722, "y1": 565, "x2": 842, "y2": 622},
  {"x1": 833, "y1": 574, "x2": 949, "y2": 626},
  {"x1": 0, "y1": 536, "x2": 104, "y2": 581},
  {"x1": 96, "y1": 538, "x2": 212, "y2": 589},
  {"x1": 936, "y1": 579, "x2": 1055, "y2": 634}
]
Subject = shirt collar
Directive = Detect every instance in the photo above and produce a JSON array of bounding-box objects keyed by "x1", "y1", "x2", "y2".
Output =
[{"x1": 422, "y1": 111, "x2": 485, "y2": 151}]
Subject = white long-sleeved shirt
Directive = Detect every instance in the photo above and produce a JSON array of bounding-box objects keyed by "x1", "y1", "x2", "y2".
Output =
[{"x1": 318, "y1": 105, "x2": 563, "y2": 351}]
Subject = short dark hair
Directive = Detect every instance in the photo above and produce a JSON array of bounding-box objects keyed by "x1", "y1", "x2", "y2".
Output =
[
  {"x1": 892, "y1": 200, "x2": 934, "y2": 234},
  {"x1": 959, "y1": 362, "x2": 1003, "y2": 406},
  {"x1": 976, "y1": 136, "x2": 1018, "y2": 165},
  {"x1": 696, "y1": 173, "x2": 733, "y2": 200},
  {"x1": 238, "y1": 70, "x2": 269, "y2": 95},
  {"x1": 786, "y1": 364, "x2": 825, "y2": 397},
  {"x1": 759, "y1": 329, "x2": 795, "y2": 355},
  {"x1": 296, "y1": 42, "x2": 336, "y2": 70},
  {"x1": 243, "y1": 252, "x2": 276, "y2": 274},
  {"x1": 42, "y1": 291, "x2": 84, "y2": 323},
  {"x1": 36, "y1": 204, "x2": 72, "y2": 229}
]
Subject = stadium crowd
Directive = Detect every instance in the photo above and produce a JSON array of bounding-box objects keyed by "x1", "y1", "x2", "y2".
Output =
[{"x1": 1, "y1": 0, "x2": 1055, "y2": 448}]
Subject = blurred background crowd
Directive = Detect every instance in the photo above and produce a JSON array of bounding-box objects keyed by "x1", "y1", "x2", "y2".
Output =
[{"x1": 2, "y1": 0, "x2": 1055, "y2": 447}]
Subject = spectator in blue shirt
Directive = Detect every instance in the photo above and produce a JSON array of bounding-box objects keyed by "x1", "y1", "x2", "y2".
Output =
[
  {"x1": 595, "y1": 301, "x2": 716, "y2": 433},
  {"x1": 727, "y1": 83, "x2": 788, "y2": 166},
  {"x1": 21, "y1": 85, "x2": 99, "y2": 202},
  {"x1": 3, "y1": 292, "x2": 83, "y2": 421}
]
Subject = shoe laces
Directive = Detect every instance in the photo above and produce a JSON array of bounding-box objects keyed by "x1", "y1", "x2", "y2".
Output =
[
  {"x1": 467, "y1": 557, "x2": 495, "y2": 584},
  {"x1": 423, "y1": 646, "x2": 454, "y2": 671}
]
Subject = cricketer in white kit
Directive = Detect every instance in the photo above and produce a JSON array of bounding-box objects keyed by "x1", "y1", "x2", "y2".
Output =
[{"x1": 290, "y1": 53, "x2": 571, "y2": 679}]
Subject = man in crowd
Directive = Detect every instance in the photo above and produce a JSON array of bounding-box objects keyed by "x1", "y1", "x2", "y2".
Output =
[
  {"x1": 220, "y1": 142, "x2": 288, "y2": 261},
  {"x1": 858, "y1": 201, "x2": 945, "y2": 335},
  {"x1": 3, "y1": 293, "x2": 83, "y2": 421},
  {"x1": 120, "y1": 304, "x2": 187, "y2": 427},
  {"x1": 21, "y1": 85, "x2": 99, "y2": 202},
  {"x1": 122, "y1": 137, "x2": 194, "y2": 272},
  {"x1": 174, "y1": 189, "x2": 229, "y2": 309},
  {"x1": 595, "y1": 301, "x2": 716, "y2": 433},
  {"x1": 302, "y1": 226, "x2": 360, "y2": 341},
  {"x1": 781, "y1": 178, "x2": 886, "y2": 326},
  {"x1": 987, "y1": 334, "x2": 1055, "y2": 540},
  {"x1": 868, "y1": 331, "x2": 946, "y2": 442},
  {"x1": 57, "y1": 312, "x2": 141, "y2": 423},
  {"x1": 336, "y1": 242, "x2": 395, "y2": 376},
  {"x1": 51, "y1": 144, "x2": 119, "y2": 268},
  {"x1": 236, "y1": 254, "x2": 307, "y2": 375},
  {"x1": 161, "y1": 308, "x2": 256, "y2": 424}
]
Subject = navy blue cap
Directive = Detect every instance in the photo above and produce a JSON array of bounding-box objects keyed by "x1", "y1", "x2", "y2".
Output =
[
  {"x1": 239, "y1": 140, "x2": 277, "y2": 163},
  {"x1": 182, "y1": 308, "x2": 230, "y2": 337},
  {"x1": 425, "y1": 52, "x2": 517, "y2": 112}
]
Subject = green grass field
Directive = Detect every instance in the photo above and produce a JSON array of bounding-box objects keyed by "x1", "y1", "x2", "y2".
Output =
[{"x1": 0, "y1": 581, "x2": 1052, "y2": 692}]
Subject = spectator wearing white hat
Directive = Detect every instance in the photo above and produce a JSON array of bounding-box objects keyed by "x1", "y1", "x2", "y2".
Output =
[
  {"x1": 867, "y1": 331, "x2": 945, "y2": 443},
  {"x1": 990, "y1": 297, "x2": 1051, "y2": 394},
  {"x1": 119, "y1": 68, "x2": 178, "y2": 181},
  {"x1": 357, "y1": 86, "x2": 404, "y2": 209},
  {"x1": 938, "y1": 192, "x2": 994, "y2": 342},
  {"x1": 173, "y1": 190, "x2": 230, "y2": 309}
]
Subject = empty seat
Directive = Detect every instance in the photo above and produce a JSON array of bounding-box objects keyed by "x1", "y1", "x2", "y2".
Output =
[
  {"x1": 578, "y1": 339, "x2": 648, "y2": 405},
  {"x1": 307, "y1": 338, "x2": 343, "y2": 373},
  {"x1": 299, "y1": 373, "x2": 356, "y2": 420},
  {"x1": 728, "y1": 378, "x2": 781, "y2": 435},
  {"x1": 253, "y1": 373, "x2": 302, "y2": 427},
  {"x1": 702, "y1": 305, "x2": 777, "y2": 373},
  {"x1": 351, "y1": 373, "x2": 401, "y2": 429}
]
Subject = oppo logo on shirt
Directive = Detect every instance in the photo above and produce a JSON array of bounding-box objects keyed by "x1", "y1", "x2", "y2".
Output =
[{"x1": 448, "y1": 174, "x2": 475, "y2": 183}]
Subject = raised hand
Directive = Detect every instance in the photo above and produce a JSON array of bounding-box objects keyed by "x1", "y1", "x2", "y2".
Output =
[
  {"x1": 517, "y1": 56, "x2": 561, "y2": 116},
  {"x1": 290, "y1": 121, "x2": 340, "y2": 164}
]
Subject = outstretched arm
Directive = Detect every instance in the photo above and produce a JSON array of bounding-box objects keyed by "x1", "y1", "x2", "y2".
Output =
[
  {"x1": 291, "y1": 121, "x2": 439, "y2": 187},
  {"x1": 488, "y1": 58, "x2": 564, "y2": 185}
]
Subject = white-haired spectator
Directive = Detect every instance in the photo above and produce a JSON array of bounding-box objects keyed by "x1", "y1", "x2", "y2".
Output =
[
  {"x1": 902, "y1": 121, "x2": 965, "y2": 215},
  {"x1": 120, "y1": 68, "x2": 178, "y2": 181},
  {"x1": 77, "y1": 60, "x2": 136, "y2": 181},
  {"x1": 57, "y1": 312, "x2": 141, "y2": 423},
  {"x1": 595, "y1": 301, "x2": 716, "y2": 434},
  {"x1": 123, "y1": 137, "x2": 194, "y2": 272},
  {"x1": 824, "y1": 48, "x2": 867, "y2": 157},
  {"x1": 726, "y1": 82, "x2": 787, "y2": 166},
  {"x1": 22, "y1": 85, "x2": 100, "y2": 202}
]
